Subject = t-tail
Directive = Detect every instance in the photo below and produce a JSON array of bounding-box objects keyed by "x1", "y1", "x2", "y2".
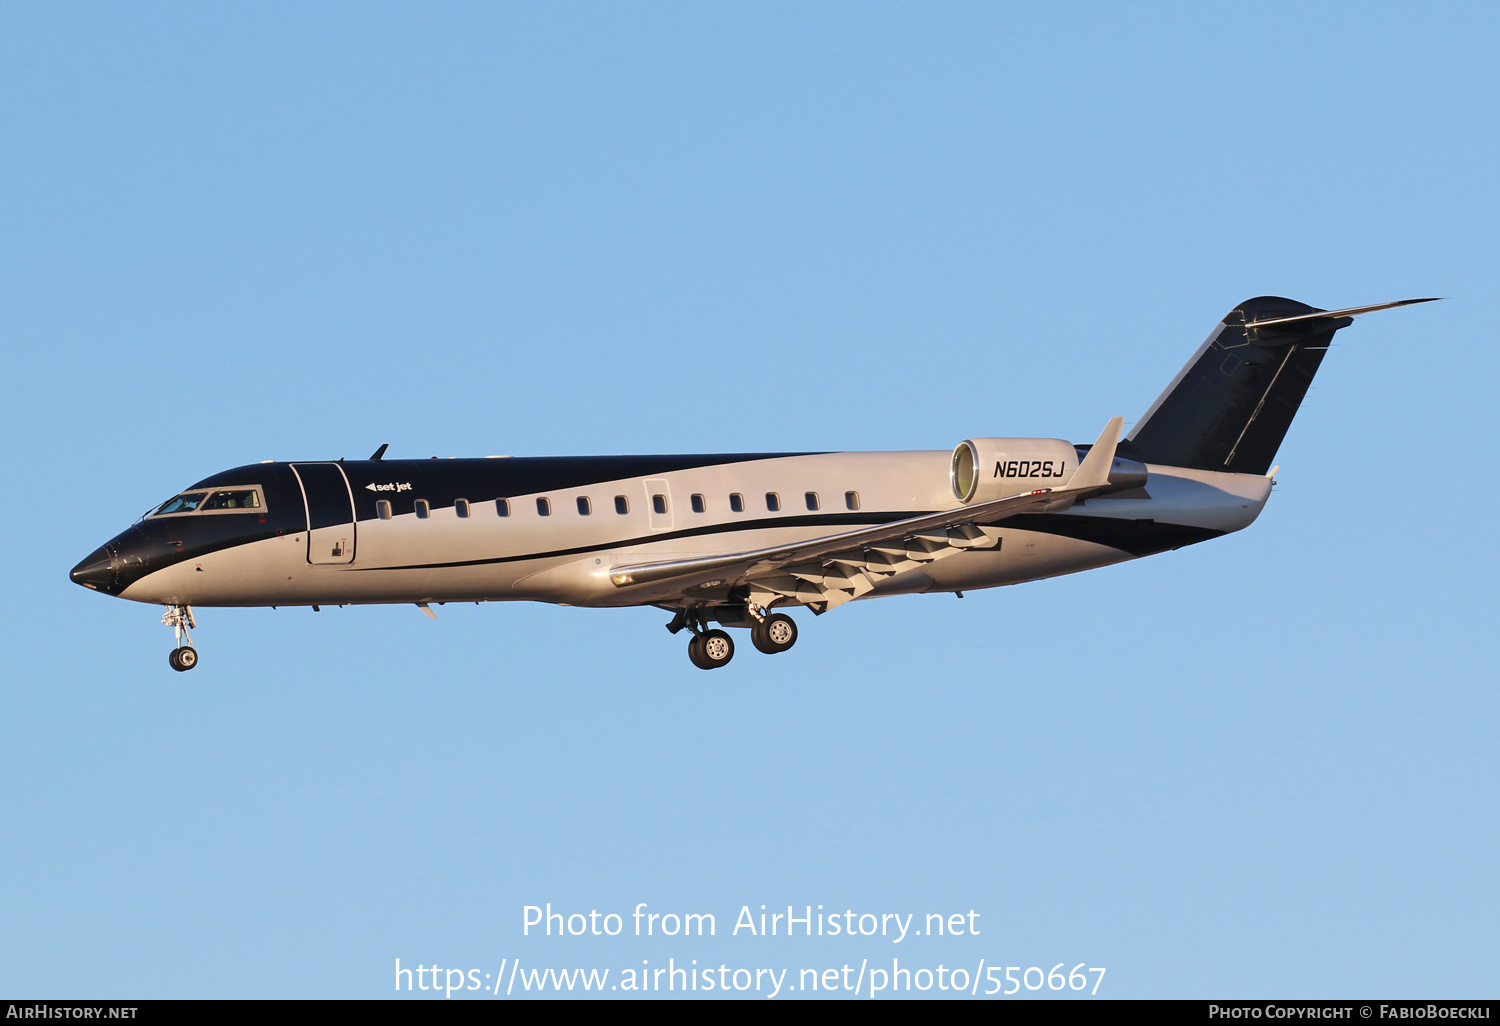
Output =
[{"x1": 1124, "y1": 296, "x2": 1439, "y2": 475}]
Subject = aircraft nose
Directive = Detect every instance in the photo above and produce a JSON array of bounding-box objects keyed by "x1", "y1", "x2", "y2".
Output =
[{"x1": 70, "y1": 545, "x2": 118, "y2": 593}]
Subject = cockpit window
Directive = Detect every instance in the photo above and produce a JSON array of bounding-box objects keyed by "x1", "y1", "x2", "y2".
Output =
[
  {"x1": 153, "y1": 492, "x2": 208, "y2": 516},
  {"x1": 202, "y1": 489, "x2": 261, "y2": 511},
  {"x1": 150, "y1": 486, "x2": 266, "y2": 517}
]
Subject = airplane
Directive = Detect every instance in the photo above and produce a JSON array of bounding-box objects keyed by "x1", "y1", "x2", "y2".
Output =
[{"x1": 71, "y1": 295, "x2": 1436, "y2": 672}]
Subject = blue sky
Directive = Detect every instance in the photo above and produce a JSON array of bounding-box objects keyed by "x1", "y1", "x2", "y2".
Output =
[{"x1": 2, "y1": 2, "x2": 1495, "y2": 999}]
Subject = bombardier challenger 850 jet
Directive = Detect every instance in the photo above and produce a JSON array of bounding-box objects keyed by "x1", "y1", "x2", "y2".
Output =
[{"x1": 72, "y1": 296, "x2": 1434, "y2": 671}]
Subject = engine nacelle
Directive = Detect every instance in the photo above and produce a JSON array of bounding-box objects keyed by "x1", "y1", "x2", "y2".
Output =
[
  {"x1": 951, "y1": 437, "x2": 1078, "y2": 503},
  {"x1": 951, "y1": 437, "x2": 1150, "y2": 503}
]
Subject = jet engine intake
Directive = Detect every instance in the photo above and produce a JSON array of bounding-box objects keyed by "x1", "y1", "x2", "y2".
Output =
[
  {"x1": 951, "y1": 437, "x2": 1148, "y2": 503},
  {"x1": 951, "y1": 437, "x2": 1078, "y2": 503}
]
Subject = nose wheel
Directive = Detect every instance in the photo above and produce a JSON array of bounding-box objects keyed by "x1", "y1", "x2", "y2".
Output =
[{"x1": 162, "y1": 604, "x2": 200, "y2": 672}]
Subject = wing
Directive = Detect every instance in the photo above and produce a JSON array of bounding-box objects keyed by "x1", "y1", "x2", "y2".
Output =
[{"x1": 609, "y1": 417, "x2": 1125, "y2": 613}]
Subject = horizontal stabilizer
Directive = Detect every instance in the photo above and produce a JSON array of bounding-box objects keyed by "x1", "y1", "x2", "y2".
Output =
[{"x1": 1241, "y1": 297, "x2": 1441, "y2": 330}]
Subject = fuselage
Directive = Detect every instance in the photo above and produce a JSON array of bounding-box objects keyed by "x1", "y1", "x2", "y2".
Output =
[{"x1": 70, "y1": 450, "x2": 1272, "y2": 611}]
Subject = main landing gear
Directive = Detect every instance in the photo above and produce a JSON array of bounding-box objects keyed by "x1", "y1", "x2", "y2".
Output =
[
  {"x1": 751, "y1": 613, "x2": 798, "y2": 655},
  {"x1": 688, "y1": 629, "x2": 735, "y2": 670},
  {"x1": 163, "y1": 604, "x2": 199, "y2": 672},
  {"x1": 667, "y1": 607, "x2": 799, "y2": 670}
]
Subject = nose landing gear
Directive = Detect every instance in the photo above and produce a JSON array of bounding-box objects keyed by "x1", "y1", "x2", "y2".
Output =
[{"x1": 163, "y1": 604, "x2": 199, "y2": 672}]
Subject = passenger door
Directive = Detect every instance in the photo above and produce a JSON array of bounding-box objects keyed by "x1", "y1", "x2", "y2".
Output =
[{"x1": 291, "y1": 463, "x2": 356, "y2": 564}]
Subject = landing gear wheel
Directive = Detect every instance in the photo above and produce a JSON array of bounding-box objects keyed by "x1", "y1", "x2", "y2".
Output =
[
  {"x1": 162, "y1": 605, "x2": 198, "y2": 672},
  {"x1": 688, "y1": 629, "x2": 735, "y2": 670},
  {"x1": 751, "y1": 613, "x2": 798, "y2": 654},
  {"x1": 687, "y1": 635, "x2": 711, "y2": 669}
]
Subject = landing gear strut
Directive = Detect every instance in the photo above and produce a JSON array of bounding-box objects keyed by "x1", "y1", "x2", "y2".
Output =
[{"x1": 163, "y1": 604, "x2": 199, "y2": 672}]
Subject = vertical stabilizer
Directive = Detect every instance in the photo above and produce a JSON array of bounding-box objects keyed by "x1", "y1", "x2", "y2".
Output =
[{"x1": 1127, "y1": 296, "x2": 1435, "y2": 475}]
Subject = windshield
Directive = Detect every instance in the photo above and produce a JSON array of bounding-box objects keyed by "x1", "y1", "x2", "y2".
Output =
[
  {"x1": 153, "y1": 492, "x2": 209, "y2": 516},
  {"x1": 202, "y1": 489, "x2": 261, "y2": 511}
]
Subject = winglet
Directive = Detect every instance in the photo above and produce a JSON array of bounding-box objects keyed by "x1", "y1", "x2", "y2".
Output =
[
  {"x1": 1068, "y1": 416, "x2": 1125, "y2": 491},
  {"x1": 370, "y1": 443, "x2": 389, "y2": 461}
]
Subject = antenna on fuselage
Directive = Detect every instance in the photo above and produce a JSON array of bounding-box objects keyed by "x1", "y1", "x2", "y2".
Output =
[{"x1": 369, "y1": 443, "x2": 389, "y2": 461}]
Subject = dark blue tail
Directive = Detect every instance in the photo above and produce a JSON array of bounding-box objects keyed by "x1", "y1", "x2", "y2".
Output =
[{"x1": 1125, "y1": 296, "x2": 1435, "y2": 475}]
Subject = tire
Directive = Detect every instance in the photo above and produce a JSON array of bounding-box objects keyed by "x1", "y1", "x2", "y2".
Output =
[
  {"x1": 687, "y1": 635, "x2": 713, "y2": 670},
  {"x1": 171, "y1": 646, "x2": 198, "y2": 672},
  {"x1": 697, "y1": 629, "x2": 735, "y2": 668},
  {"x1": 751, "y1": 613, "x2": 798, "y2": 654}
]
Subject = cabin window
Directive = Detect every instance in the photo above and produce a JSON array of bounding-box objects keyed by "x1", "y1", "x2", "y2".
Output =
[
  {"x1": 537, "y1": 497, "x2": 552, "y2": 516},
  {"x1": 652, "y1": 494, "x2": 668, "y2": 515},
  {"x1": 845, "y1": 490, "x2": 860, "y2": 511},
  {"x1": 691, "y1": 493, "x2": 706, "y2": 513},
  {"x1": 615, "y1": 495, "x2": 629, "y2": 515},
  {"x1": 765, "y1": 492, "x2": 780, "y2": 512},
  {"x1": 152, "y1": 492, "x2": 209, "y2": 516},
  {"x1": 576, "y1": 496, "x2": 592, "y2": 516},
  {"x1": 730, "y1": 492, "x2": 744, "y2": 513},
  {"x1": 495, "y1": 498, "x2": 511, "y2": 517},
  {"x1": 377, "y1": 500, "x2": 392, "y2": 520},
  {"x1": 805, "y1": 492, "x2": 820, "y2": 511},
  {"x1": 455, "y1": 499, "x2": 470, "y2": 518},
  {"x1": 415, "y1": 500, "x2": 430, "y2": 519},
  {"x1": 202, "y1": 489, "x2": 261, "y2": 511}
]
